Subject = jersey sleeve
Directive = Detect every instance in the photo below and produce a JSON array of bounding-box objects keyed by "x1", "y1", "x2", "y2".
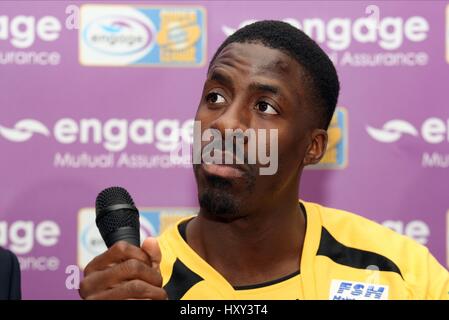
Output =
[{"x1": 425, "y1": 251, "x2": 449, "y2": 300}]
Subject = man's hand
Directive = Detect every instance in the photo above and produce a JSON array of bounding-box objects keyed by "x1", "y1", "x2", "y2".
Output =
[{"x1": 79, "y1": 237, "x2": 167, "y2": 300}]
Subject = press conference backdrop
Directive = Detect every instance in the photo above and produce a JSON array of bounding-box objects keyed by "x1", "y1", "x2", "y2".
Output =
[{"x1": 0, "y1": 0, "x2": 448, "y2": 299}]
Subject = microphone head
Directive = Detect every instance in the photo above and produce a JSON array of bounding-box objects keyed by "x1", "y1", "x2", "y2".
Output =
[{"x1": 95, "y1": 186, "x2": 140, "y2": 248}]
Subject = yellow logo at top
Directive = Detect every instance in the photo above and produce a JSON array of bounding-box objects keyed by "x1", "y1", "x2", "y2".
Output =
[
  {"x1": 79, "y1": 4, "x2": 206, "y2": 67},
  {"x1": 309, "y1": 107, "x2": 348, "y2": 170},
  {"x1": 156, "y1": 10, "x2": 202, "y2": 63}
]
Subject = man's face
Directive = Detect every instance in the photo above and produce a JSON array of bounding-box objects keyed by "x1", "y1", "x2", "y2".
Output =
[{"x1": 193, "y1": 42, "x2": 325, "y2": 220}]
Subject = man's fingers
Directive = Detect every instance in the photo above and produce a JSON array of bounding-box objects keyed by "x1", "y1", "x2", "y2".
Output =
[
  {"x1": 142, "y1": 237, "x2": 162, "y2": 269},
  {"x1": 85, "y1": 280, "x2": 168, "y2": 300},
  {"x1": 84, "y1": 241, "x2": 152, "y2": 275},
  {"x1": 80, "y1": 259, "x2": 163, "y2": 297}
]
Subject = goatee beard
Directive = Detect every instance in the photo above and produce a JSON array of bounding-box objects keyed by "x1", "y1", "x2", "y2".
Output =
[{"x1": 198, "y1": 175, "x2": 239, "y2": 218}]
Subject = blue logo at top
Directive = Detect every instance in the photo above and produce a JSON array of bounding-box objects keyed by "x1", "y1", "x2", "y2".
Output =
[{"x1": 80, "y1": 4, "x2": 206, "y2": 67}]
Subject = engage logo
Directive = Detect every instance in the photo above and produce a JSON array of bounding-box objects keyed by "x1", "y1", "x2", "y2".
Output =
[
  {"x1": 367, "y1": 117, "x2": 449, "y2": 144},
  {"x1": 0, "y1": 13, "x2": 65, "y2": 66},
  {"x1": 0, "y1": 219, "x2": 61, "y2": 271},
  {"x1": 224, "y1": 15, "x2": 429, "y2": 52},
  {"x1": 79, "y1": 4, "x2": 206, "y2": 66},
  {"x1": 0, "y1": 117, "x2": 196, "y2": 170},
  {"x1": 367, "y1": 117, "x2": 449, "y2": 168},
  {"x1": 83, "y1": 15, "x2": 155, "y2": 56},
  {"x1": 0, "y1": 15, "x2": 61, "y2": 49},
  {"x1": 222, "y1": 8, "x2": 431, "y2": 68},
  {"x1": 77, "y1": 207, "x2": 196, "y2": 269},
  {"x1": 0, "y1": 117, "x2": 194, "y2": 152}
]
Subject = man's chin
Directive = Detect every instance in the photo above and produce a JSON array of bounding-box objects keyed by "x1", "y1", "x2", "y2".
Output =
[
  {"x1": 194, "y1": 163, "x2": 255, "y2": 220},
  {"x1": 198, "y1": 190, "x2": 240, "y2": 220},
  {"x1": 198, "y1": 175, "x2": 240, "y2": 219}
]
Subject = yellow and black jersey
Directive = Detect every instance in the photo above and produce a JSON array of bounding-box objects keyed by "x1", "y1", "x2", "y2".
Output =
[{"x1": 157, "y1": 201, "x2": 449, "y2": 300}]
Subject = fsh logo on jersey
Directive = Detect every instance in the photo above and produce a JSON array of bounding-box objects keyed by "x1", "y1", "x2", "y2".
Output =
[{"x1": 329, "y1": 280, "x2": 389, "y2": 300}]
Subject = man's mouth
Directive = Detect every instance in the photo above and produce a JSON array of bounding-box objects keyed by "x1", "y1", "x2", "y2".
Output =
[
  {"x1": 200, "y1": 149, "x2": 250, "y2": 179},
  {"x1": 201, "y1": 163, "x2": 246, "y2": 179}
]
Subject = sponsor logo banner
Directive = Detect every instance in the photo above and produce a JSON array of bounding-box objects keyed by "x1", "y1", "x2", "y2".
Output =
[
  {"x1": 77, "y1": 207, "x2": 196, "y2": 269},
  {"x1": 79, "y1": 4, "x2": 206, "y2": 67},
  {"x1": 310, "y1": 107, "x2": 348, "y2": 170}
]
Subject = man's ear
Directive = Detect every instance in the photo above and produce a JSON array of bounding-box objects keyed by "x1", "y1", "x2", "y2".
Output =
[{"x1": 303, "y1": 129, "x2": 328, "y2": 166}]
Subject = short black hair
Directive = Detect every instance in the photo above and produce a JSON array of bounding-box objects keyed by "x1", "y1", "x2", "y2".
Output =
[{"x1": 209, "y1": 20, "x2": 340, "y2": 130}]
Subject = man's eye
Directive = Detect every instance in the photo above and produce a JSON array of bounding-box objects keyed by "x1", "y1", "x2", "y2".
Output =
[
  {"x1": 206, "y1": 92, "x2": 226, "y2": 104},
  {"x1": 255, "y1": 101, "x2": 278, "y2": 115}
]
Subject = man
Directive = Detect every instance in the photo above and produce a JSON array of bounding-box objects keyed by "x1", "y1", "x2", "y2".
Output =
[
  {"x1": 79, "y1": 20, "x2": 449, "y2": 300},
  {"x1": 0, "y1": 247, "x2": 21, "y2": 300}
]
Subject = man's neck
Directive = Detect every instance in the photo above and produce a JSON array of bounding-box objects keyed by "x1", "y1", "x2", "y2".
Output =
[{"x1": 185, "y1": 196, "x2": 306, "y2": 287}]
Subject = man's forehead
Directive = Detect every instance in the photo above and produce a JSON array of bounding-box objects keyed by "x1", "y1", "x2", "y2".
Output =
[{"x1": 210, "y1": 42, "x2": 299, "y2": 77}]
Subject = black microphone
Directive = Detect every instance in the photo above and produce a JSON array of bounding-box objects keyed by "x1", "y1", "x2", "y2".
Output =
[{"x1": 95, "y1": 186, "x2": 140, "y2": 248}]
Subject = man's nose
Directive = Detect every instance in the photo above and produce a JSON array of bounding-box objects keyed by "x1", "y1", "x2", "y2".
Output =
[{"x1": 209, "y1": 100, "x2": 250, "y2": 139}]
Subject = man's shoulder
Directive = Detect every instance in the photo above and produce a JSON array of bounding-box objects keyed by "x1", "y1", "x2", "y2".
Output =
[
  {"x1": 304, "y1": 201, "x2": 429, "y2": 266},
  {"x1": 157, "y1": 216, "x2": 195, "y2": 256},
  {"x1": 0, "y1": 247, "x2": 17, "y2": 266},
  {"x1": 0, "y1": 247, "x2": 21, "y2": 300}
]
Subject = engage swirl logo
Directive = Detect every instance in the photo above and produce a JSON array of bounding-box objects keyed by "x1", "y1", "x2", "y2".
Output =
[
  {"x1": 0, "y1": 119, "x2": 50, "y2": 142},
  {"x1": 366, "y1": 120, "x2": 418, "y2": 143}
]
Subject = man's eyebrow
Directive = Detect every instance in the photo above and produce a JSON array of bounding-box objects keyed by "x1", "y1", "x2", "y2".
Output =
[
  {"x1": 208, "y1": 70, "x2": 281, "y2": 96},
  {"x1": 249, "y1": 82, "x2": 280, "y2": 96},
  {"x1": 208, "y1": 70, "x2": 233, "y2": 88}
]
